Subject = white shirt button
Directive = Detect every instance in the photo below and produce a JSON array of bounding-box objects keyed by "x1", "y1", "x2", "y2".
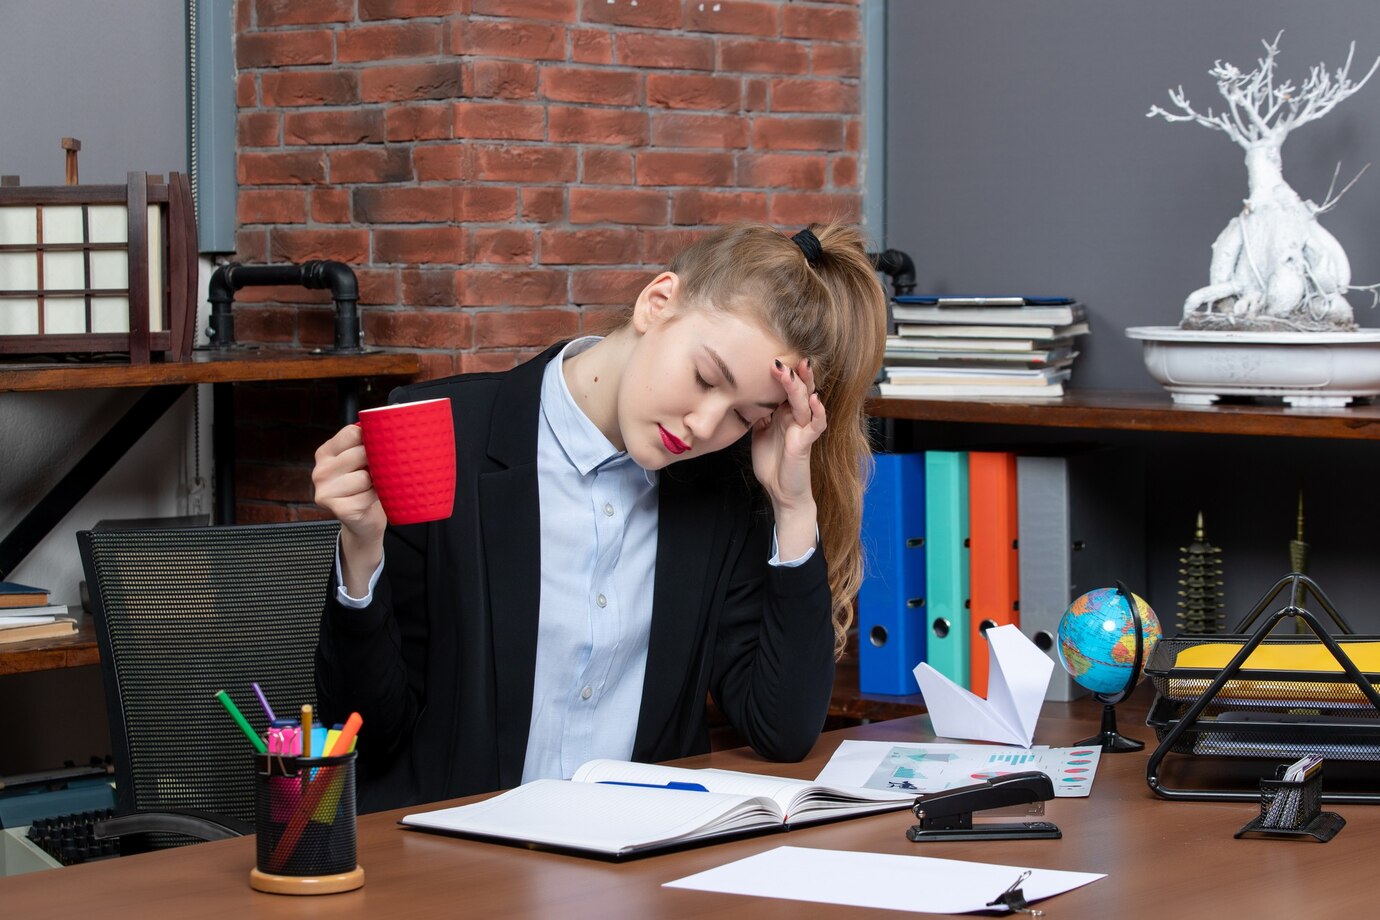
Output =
[
  {"x1": 580, "y1": 686, "x2": 593, "y2": 700},
  {"x1": 604, "y1": 502, "x2": 614, "y2": 516},
  {"x1": 596, "y1": 593, "x2": 607, "y2": 608}
]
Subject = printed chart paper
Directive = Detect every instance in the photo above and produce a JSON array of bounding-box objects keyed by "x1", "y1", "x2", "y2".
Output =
[{"x1": 815, "y1": 740, "x2": 1102, "y2": 797}]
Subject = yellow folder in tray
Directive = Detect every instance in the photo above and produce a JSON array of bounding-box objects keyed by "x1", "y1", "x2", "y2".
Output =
[
  {"x1": 1174, "y1": 642, "x2": 1380, "y2": 672},
  {"x1": 1168, "y1": 641, "x2": 1380, "y2": 704}
]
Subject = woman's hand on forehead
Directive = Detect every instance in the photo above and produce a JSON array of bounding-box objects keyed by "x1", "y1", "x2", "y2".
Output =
[
  {"x1": 750, "y1": 354, "x2": 826, "y2": 514},
  {"x1": 772, "y1": 355, "x2": 817, "y2": 428}
]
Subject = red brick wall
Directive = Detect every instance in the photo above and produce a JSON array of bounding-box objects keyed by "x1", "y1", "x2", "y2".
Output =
[{"x1": 231, "y1": 0, "x2": 865, "y2": 521}]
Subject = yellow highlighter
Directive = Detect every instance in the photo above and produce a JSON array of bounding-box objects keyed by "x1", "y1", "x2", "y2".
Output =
[{"x1": 301, "y1": 704, "x2": 312, "y2": 758}]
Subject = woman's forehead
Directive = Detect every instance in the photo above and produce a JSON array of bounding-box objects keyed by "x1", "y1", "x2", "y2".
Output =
[{"x1": 690, "y1": 310, "x2": 792, "y2": 360}]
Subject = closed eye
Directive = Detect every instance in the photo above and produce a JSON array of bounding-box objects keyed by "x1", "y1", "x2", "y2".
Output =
[{"x1": 695, "y1": 370, "x2": 752, "y2": 429}]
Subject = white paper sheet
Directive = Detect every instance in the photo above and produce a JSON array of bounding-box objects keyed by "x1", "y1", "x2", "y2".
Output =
[
  {"x1": 814, "y1": 740, "x2": 1101, "y2": 797},
  {"x1": 913, "y1": 623, "x2": 1053, "y2": 746},
  {"x1": 664, "y1": 845, "x2": 1104, "y2": 914}
]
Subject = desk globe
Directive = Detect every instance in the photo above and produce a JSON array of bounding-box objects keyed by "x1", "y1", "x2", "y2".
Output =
[{"x1": 1057, "y1": 585, "x2": 1162, "y2": 752}]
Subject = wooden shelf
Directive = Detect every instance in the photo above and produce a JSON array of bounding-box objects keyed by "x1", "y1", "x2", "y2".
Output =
[
  {"x1": 867, "y1": 388, "x2": 1380, "y2": 441},
  {"x1": 0, "y1": 347, "x2": 421, "y2": 393},
  {"x1": 0, "y1": 616, "x2": 98, "y2": 676},
  {"x1": 840, "y1": 386, "x2": 1380, "y2": 720}
]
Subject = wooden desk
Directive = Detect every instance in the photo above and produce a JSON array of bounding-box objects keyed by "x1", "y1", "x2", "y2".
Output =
[{"x1": 2, "y1": 693, "x2": 1374, "y2": 917}]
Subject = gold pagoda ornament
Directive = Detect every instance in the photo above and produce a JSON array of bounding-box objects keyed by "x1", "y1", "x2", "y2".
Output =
[
  {"x1": 1290, "y1": 489, "x2": 1312, "y2": 633},
  {"x1": 1176, "y1": 511, "x2": 1225, "y2": 635}
]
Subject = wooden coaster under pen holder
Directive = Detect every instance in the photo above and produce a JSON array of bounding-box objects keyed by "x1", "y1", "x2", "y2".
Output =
[
  {"x1": 1235, "y1": 762, "x2": 1345, "y2": 842},
  {"x1": 249, "y1": 751, "x2": 364, "y2": 895}
]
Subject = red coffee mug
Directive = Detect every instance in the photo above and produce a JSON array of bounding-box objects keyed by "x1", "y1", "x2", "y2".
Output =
[{"x1": 357, "y1": 397, "x2": 456, "y2": 525}]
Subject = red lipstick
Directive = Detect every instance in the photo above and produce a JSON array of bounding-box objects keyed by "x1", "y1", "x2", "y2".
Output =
[{"x1": 658, "y1": 425, "x2": 689, "y2": 455}]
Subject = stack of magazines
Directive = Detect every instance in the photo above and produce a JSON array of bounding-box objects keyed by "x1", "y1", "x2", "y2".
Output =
[{"x1": 879, "y1": 295, "x2": 1089, "y2": 399}]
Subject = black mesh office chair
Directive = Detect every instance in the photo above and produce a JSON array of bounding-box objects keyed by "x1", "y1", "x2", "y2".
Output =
[{"x1": 77, "y1": 520, "x2": 340, "y2": 851}]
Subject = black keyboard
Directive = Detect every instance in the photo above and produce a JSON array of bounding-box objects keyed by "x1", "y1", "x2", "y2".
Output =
[{"x1": 26, "y1": 809, "x2": 122, "y2": 866}]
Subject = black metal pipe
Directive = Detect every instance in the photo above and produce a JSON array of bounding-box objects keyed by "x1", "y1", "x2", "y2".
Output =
[
  {"x1": 869, "y1": 248, "x2": 917, "y2": 298},
  {"x1": 338, "y1": 378, "x2": 359, "y2": 426},
  {"x1": 206, "y1": 260, "x2": 363, "y2": 352}
]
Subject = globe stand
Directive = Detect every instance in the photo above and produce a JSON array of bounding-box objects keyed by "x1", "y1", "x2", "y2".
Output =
[
  {"x1": 1077, "y1": 702, "x2": 1145, "y2": 752},
  {"x1": 1073, "y1": 582, "x2": 1147, "y2": 753}
]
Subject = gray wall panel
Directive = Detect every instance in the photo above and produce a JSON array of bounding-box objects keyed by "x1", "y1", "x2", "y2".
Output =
[
  {"x1": 0, "y1": 0, "x2": 186, "y2": 185},
  {"x1": 886, "y1": 3, "x2": 1380, "y2": 389}
]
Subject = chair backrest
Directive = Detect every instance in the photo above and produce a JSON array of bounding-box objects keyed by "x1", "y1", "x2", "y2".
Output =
[{"x1": 78, "y1": 520, "x2": 340, "y2": 829}]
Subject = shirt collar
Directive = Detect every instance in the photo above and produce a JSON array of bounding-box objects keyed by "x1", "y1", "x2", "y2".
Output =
[{"x1": 541, "y1": 337, "x2": 650, "y2": 479}]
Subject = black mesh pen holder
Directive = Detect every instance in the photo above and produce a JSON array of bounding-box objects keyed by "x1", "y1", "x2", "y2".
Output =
[
  {"x1": 249, "y1": 752, "x2": 365, "y2": 895},
  {"x1": 1235, "y1": 763, "x2": 1345, "y2": 842}
]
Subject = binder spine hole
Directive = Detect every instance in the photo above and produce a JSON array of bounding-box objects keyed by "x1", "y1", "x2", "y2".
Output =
[
  {"x1": 932, "y1": 618, "x2": 950, "y2": 639},
  {"x1": 906, "y1": 537, "x2": 925, "y2": 548},
  {"x1": 869, "y1": 626, "x2": 888, "y2": 647},
  {"x1": 906, "y1": 597, "x2": 925, "y2": 608},
  {"x1": 1033, "y1": 630, "x2": 1054, "y2": 651},
  {"x1": 979, "y1": 619, "x2": 997, "y2": 635}
]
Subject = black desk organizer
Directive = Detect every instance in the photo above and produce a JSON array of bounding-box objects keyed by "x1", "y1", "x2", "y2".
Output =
[
  {"x1": 1234, "y1": 763, "x2": 1345, "y2": 842},
  {"x1": 1144, "y1": 573, "x2": 1380, "y2": 804}
]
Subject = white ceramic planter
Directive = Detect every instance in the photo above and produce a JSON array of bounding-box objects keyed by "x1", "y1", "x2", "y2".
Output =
[{"x1": 1124, "y1": 326, "x2": 1380, "y2": 407}]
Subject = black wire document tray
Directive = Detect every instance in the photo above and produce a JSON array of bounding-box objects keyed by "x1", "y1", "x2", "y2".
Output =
[{"x1": 1145, "y1": 574, "x2": 1380, "y2": 803}]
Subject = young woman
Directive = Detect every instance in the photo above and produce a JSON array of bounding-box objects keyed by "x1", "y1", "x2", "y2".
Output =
[{"x1": 313, "y1": 223, "x2": 888, "y2": 812}]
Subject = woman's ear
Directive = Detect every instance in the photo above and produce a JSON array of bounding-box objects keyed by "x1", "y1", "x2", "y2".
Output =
[{"x1": 631, "y1": 271, "x2": 681, "y2": 334}]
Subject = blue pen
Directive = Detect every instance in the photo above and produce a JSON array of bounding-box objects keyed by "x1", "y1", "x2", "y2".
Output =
[{"x1": 598, "y1": 781, "x2": 709, "y2": 792}]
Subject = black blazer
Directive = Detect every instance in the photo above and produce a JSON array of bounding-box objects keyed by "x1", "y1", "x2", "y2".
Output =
[{"x1": 316, "y1": 343, "x2": 836, "y2": 813}]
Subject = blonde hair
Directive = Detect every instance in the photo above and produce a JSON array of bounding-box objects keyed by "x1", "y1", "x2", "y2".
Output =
[{"x1": 667, "y1": 223, "x2": 888, "y2": 656}]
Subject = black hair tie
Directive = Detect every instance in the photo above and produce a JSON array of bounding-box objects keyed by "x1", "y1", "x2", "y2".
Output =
[{"x1": 791, "y1": 228, "x2": 823, "y2": 267}]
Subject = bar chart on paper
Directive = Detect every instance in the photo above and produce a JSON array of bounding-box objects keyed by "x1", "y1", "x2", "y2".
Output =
[{"x1": 987, "y1": 751, "x2": 1039, "y2": 766}]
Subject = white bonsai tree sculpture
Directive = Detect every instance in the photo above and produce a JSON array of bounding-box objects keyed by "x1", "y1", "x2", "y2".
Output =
[{"x1": 1149, "y1": 34, "x2": 1380, "y2": 331}]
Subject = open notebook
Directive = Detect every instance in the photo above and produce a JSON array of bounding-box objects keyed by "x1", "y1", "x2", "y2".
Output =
[{"x1": 400, "y1": 758, "x2": 913, "y2": 859}]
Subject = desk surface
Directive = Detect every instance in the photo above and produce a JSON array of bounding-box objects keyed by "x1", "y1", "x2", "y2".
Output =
[{"x1": 2, "y1": 692, "x2": 1374, "y2": 918}]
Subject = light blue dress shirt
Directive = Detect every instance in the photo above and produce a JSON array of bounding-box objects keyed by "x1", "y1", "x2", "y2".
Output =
[
  {"x1": 337, "y1": 336, "x2": 813, "y2": 782},
  {"x1": 521, "y1": 337, "x2": 659, "y2": 782}
]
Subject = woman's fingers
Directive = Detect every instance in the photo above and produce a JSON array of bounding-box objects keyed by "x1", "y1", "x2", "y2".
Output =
[
  {"x1": 774, "y1": 356, "x2": 814, "y2": 428},
  {"x1": 806, "y1": 391, "x2": 827, "y2": 437},
  {"x1": 313, "y1": 424, "x2": 377, "y2": 509}
]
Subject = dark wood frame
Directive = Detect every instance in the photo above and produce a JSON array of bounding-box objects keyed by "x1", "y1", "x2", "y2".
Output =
[{"x1": 0, "y1": 172, "x2": 198, "y2": 364}]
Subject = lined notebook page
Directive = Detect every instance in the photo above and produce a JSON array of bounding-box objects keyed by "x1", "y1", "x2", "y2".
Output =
[{"x1": 401, "y1": 780, "x2": 778, "y2": 854}]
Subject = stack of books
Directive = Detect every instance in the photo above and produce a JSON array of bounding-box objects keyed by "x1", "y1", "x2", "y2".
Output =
[
  {"x1": 879, "y1": 295, "x2": 1089, "y2": 399},
  {"x1": 0, "y1": 581, "x2": 77, "y2": 644}
]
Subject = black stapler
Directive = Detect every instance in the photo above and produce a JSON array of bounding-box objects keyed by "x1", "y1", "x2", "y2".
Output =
[{"x1": 907, "y1": 771, "x2": 1061, "y2": 842}]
